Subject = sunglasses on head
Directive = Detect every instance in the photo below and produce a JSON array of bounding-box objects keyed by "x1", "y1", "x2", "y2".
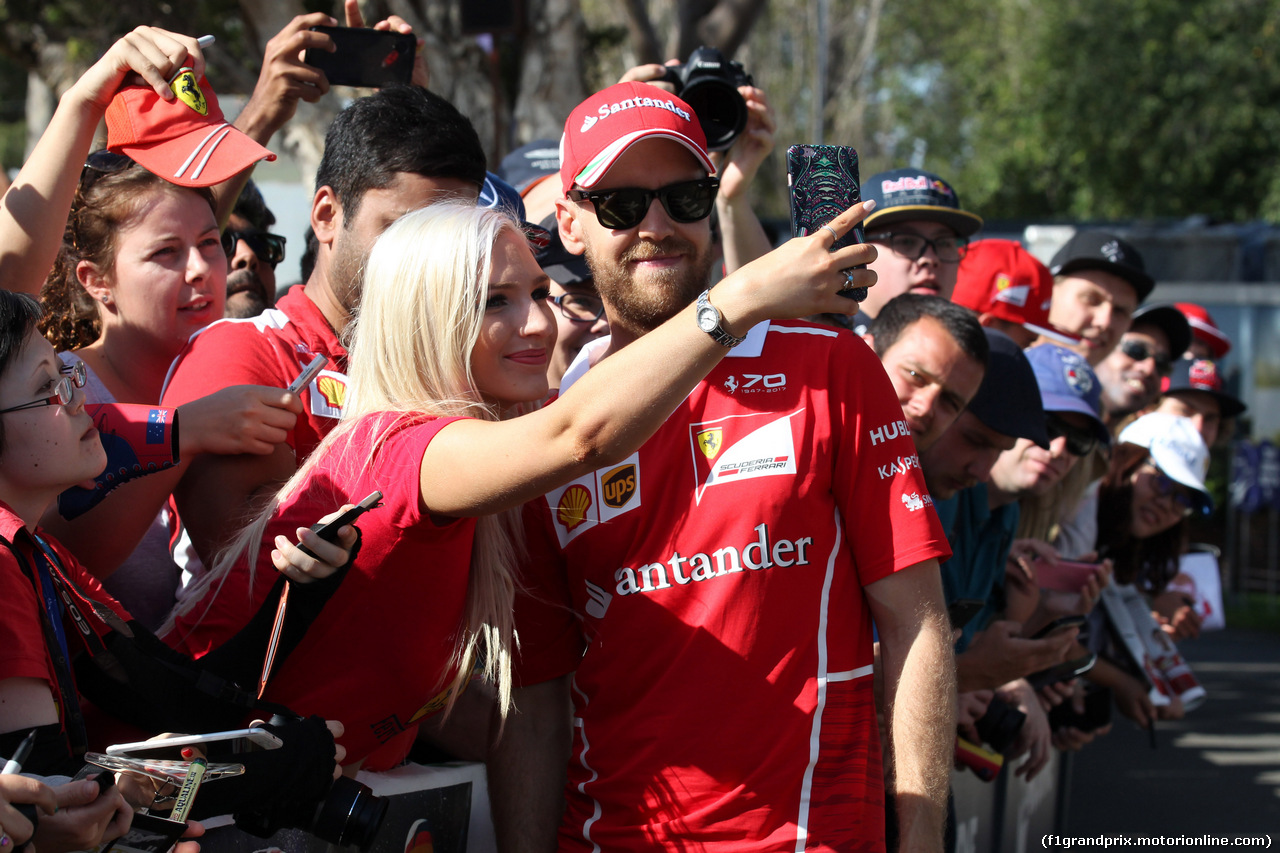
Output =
[
  {"x1": 568, "y1": 177, "x2": 720, "y2": 231},
  {"x1": 221, "y1": 229, "x2": 287, "y2": 268},
  {"x1": 1045, "y1": 413, "x2": 1098, "y2": 457},
  {"x1": 1119, "y1": 338, "x2": 1172, "y2": 376},
  {"x1": 80, "y1": 150, "x2": 139, "y2": 193}
]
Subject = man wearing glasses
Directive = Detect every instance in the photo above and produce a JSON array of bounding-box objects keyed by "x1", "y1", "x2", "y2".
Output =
[
  {"x1": 223, "y1": 180, "x2": 287, "y2": 319},
  {"x1": 503, "y1": 82, "x2": 955, "y2": 853},
  {"x1": 530, "y1": 213, "x2": 610, "y2": 390},
  {"x1": 1094, "y1": 303, "x2": 1190, "y2": 429},
  {"x1": 850, "y1": 168, "x2": 984, "y2": 334}
]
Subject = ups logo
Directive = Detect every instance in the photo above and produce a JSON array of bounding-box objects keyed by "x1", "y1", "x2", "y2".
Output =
[{"x1": 601, "y1": 464, "x2": 637, "y2": 508}]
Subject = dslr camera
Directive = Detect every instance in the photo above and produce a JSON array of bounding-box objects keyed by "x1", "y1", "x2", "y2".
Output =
[
  {"x1": 659, "y1": 46, "x2": 754, "y2": 152},
  {"x1": 202, "y1": 715, "x2": 389, "y2": 851}
]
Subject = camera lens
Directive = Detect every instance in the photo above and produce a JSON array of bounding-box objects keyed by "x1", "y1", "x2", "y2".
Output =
[
  {"x1": 680, "y1": 81, "x2": 748, "y2": 152},
  {"x1": 312, "y1": 776, "x2": 389, "y2": 851}
]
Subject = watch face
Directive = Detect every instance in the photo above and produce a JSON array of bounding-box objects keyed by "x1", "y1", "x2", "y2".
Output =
[{"x1": 698, "y1": 305, "x2": 719, "y2": 333}]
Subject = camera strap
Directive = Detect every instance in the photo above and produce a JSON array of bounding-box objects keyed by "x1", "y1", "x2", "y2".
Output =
[{"x1": 4, "y1": 534, "x2": 90, "y2": 759}]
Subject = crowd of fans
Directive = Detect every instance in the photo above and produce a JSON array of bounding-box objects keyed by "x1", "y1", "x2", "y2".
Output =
[{"x1": 0, "y1": 9, "x2": 1246, "y2": 853}]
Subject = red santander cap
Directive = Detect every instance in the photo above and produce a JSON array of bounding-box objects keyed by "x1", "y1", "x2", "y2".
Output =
[
  {"x1": 559, "y1": 82, "x2": 715, "y2": 196},
  {"x1": 954, "y1": 239, "x2": 1077, "y2": 343},
  {"x1": 105, "y1": 69, "x2": 275, "y2": 188}
]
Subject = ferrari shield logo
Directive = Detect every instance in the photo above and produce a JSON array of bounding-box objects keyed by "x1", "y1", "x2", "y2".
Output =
[
  {"x1": 697, "y1": 428, "x2": 723, "y2": 459},
  {"x1": 170, "y1": 69, "x2": 208, "y2": 116}
]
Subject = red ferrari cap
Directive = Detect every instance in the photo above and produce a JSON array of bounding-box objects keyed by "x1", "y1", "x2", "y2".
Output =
[
  {"x1": 954, "y1": 239, "x2": 1077, "y2": 343},
  {"x1": 105, "y1": 69, "x2": 275, "y2": 188}
]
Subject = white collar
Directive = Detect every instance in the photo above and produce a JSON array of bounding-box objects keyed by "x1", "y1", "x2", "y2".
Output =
[{"x1": 558, "y1": 321, "x2": 770, "y2": 393}]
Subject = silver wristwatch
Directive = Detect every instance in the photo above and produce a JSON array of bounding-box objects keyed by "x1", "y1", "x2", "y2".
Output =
[{"x1": 695, "y1": 289, "x2": 745, "y2": 348}]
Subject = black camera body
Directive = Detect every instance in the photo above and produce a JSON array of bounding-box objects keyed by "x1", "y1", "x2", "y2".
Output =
[
  {"x1": 190, "y1": 715, "x2": 388, "y2": 851},
  {"x1": 659, "y1": 46, "x2": 754, "y2": 152},
  {"x1": 236, "y1": 774, "x2": 388, "y2": 851}
]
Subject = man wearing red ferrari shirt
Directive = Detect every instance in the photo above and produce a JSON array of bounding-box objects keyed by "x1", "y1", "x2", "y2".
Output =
[{"x1": 497, "y1": 82, "x2": 956, "y2": 853}]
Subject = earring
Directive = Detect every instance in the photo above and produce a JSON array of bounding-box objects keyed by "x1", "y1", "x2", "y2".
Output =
[{"x1": 100, "y1": 294, "x2": 111, "y2": 305}]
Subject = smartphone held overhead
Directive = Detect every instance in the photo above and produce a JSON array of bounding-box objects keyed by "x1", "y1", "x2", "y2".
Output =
[{"x1": 305, "y1": 26, "x2": 414, "y2": 88}]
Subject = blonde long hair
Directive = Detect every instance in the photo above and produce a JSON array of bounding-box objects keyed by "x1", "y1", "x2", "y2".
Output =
[{"x1": 168, "y1": 201, "x2": 525, "y2": 718}]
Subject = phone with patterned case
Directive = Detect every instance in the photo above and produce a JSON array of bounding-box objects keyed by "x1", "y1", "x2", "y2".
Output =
[{"x1": 786, "y1": 144, "x2": 867, "y2": 301}]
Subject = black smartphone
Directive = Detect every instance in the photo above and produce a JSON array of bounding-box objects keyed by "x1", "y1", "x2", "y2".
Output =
[
  {"x1": 786, "y1": 144, "x2": 868, "y2": 301},
  {"x1": 1026, "y1": 651, "x2": 1097, "y2": 691},
  {"x1": 947, "y1": 598, "x2": 986, "y2": 631},
  {"x1": 1048, "y1": 685, "x2": 1113, "y2": 733},
  {"x1": 298, "y1": 490, "x2": 383, "y2": 559},
  {"x1": 1029, "y1": 614, "x2": 1086, "y2": 640},
  {"x1": 304, "y1": 27, "x2": 414, "y2": 88}
]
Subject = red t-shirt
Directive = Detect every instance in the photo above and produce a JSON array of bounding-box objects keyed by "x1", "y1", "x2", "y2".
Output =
[
  {"x1": 517, "y1": 321, "x2": 951, "y2": 852},
  {"x1": 166, "y1": 412, "x2": 471, "y2": 769},
  {"x1": 0, "y1": 502, "x2": 131, "y2": 699},
  {"x1": 161, "y1": 285, "x2": 349, "y2": 460}
]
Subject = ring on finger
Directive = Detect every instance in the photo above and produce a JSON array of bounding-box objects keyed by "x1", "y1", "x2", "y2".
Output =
[
  {"x1": 820, "y1": 224, "x2": 839, "y2": 245},
  {"x1": 839, "y1": 269, "x2": 857, "y2": 291},
  {"x1": 1, "y1": 832, "x2": 10, "y2": 848}
]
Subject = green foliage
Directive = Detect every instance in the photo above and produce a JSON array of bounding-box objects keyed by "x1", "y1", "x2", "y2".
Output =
[{"x1": 874, "y1": 0, "x2": 1280, "y2": 222}]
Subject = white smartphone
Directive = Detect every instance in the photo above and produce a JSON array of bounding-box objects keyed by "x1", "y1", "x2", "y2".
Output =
[
  {"x1": 287, "y1": 354, "x2": 327, "y2": 394},
  {"x1": 105, "y1": 727, "x2": 282, "y2": 757}
]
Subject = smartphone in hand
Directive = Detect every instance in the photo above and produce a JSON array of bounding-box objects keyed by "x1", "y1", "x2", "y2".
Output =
[
  {"x1": 786, "y1": 144, "x2": 868, "y2": 301},
  {"x1": 305, "y1": 26, "x2": 414, "y2": 88},
  {"x1": 299, "y1": 490, "x2": 383, "y2": 559}
]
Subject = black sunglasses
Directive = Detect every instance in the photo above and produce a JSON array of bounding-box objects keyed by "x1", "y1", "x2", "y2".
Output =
[
  {"x1": 1045, "y1": 413, "x2": 1098, "y2": 457},
  {"x1": 222, "y1": 229, "x2": 287, "y2": 268},
  {"x1": 80, "y1": 150, "x2": 138, "y2": 192},
  {"x1": 1119, "y1": 338, "x2": 1172, "y2": 376},
  {"x1": 568, "y1": 177, "x2": 720, "y2": 231}
]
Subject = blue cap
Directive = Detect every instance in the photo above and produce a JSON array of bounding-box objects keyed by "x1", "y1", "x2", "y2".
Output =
[
  {"x1": 862, "y1": 168, "x2": 983, "y2": 238},
  {"x1": 479, "y1": 171, "x2": 526, "y2": 222},
  {"x1": 498, "y1": 138, "x2": 561, "y2": 194},
  {"x1": 1025, "y1": 344, "x2": 1109, "y2": 444},
  {"x1": 965, "y1": 329, "x2": 1049, "y2": 448}
]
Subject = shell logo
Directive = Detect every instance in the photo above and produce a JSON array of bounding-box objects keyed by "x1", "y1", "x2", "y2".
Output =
[
  {"x1": 557, "y1": 484, "x2": 592, "y2": 530},
  {"x1": 317, "y1": 374, "x2": 347, "y2": 408}
]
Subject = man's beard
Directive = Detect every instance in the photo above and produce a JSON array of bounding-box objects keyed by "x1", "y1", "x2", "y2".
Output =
[
  {"x1": 224, "y1": 269, "x2": 270, "y2": 319},
  {"x1": 584, "y1": 236, "x2": 713, "y2": 335}
]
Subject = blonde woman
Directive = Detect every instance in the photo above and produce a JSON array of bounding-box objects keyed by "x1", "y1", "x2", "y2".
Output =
[{"x1": 164, "y1": 197, "x2": 873, "y2": 770}]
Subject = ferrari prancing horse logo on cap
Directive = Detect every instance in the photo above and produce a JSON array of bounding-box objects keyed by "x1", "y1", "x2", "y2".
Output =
[{"x1": 170, "y1": 69, "x2": 208, "y2": 116}]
